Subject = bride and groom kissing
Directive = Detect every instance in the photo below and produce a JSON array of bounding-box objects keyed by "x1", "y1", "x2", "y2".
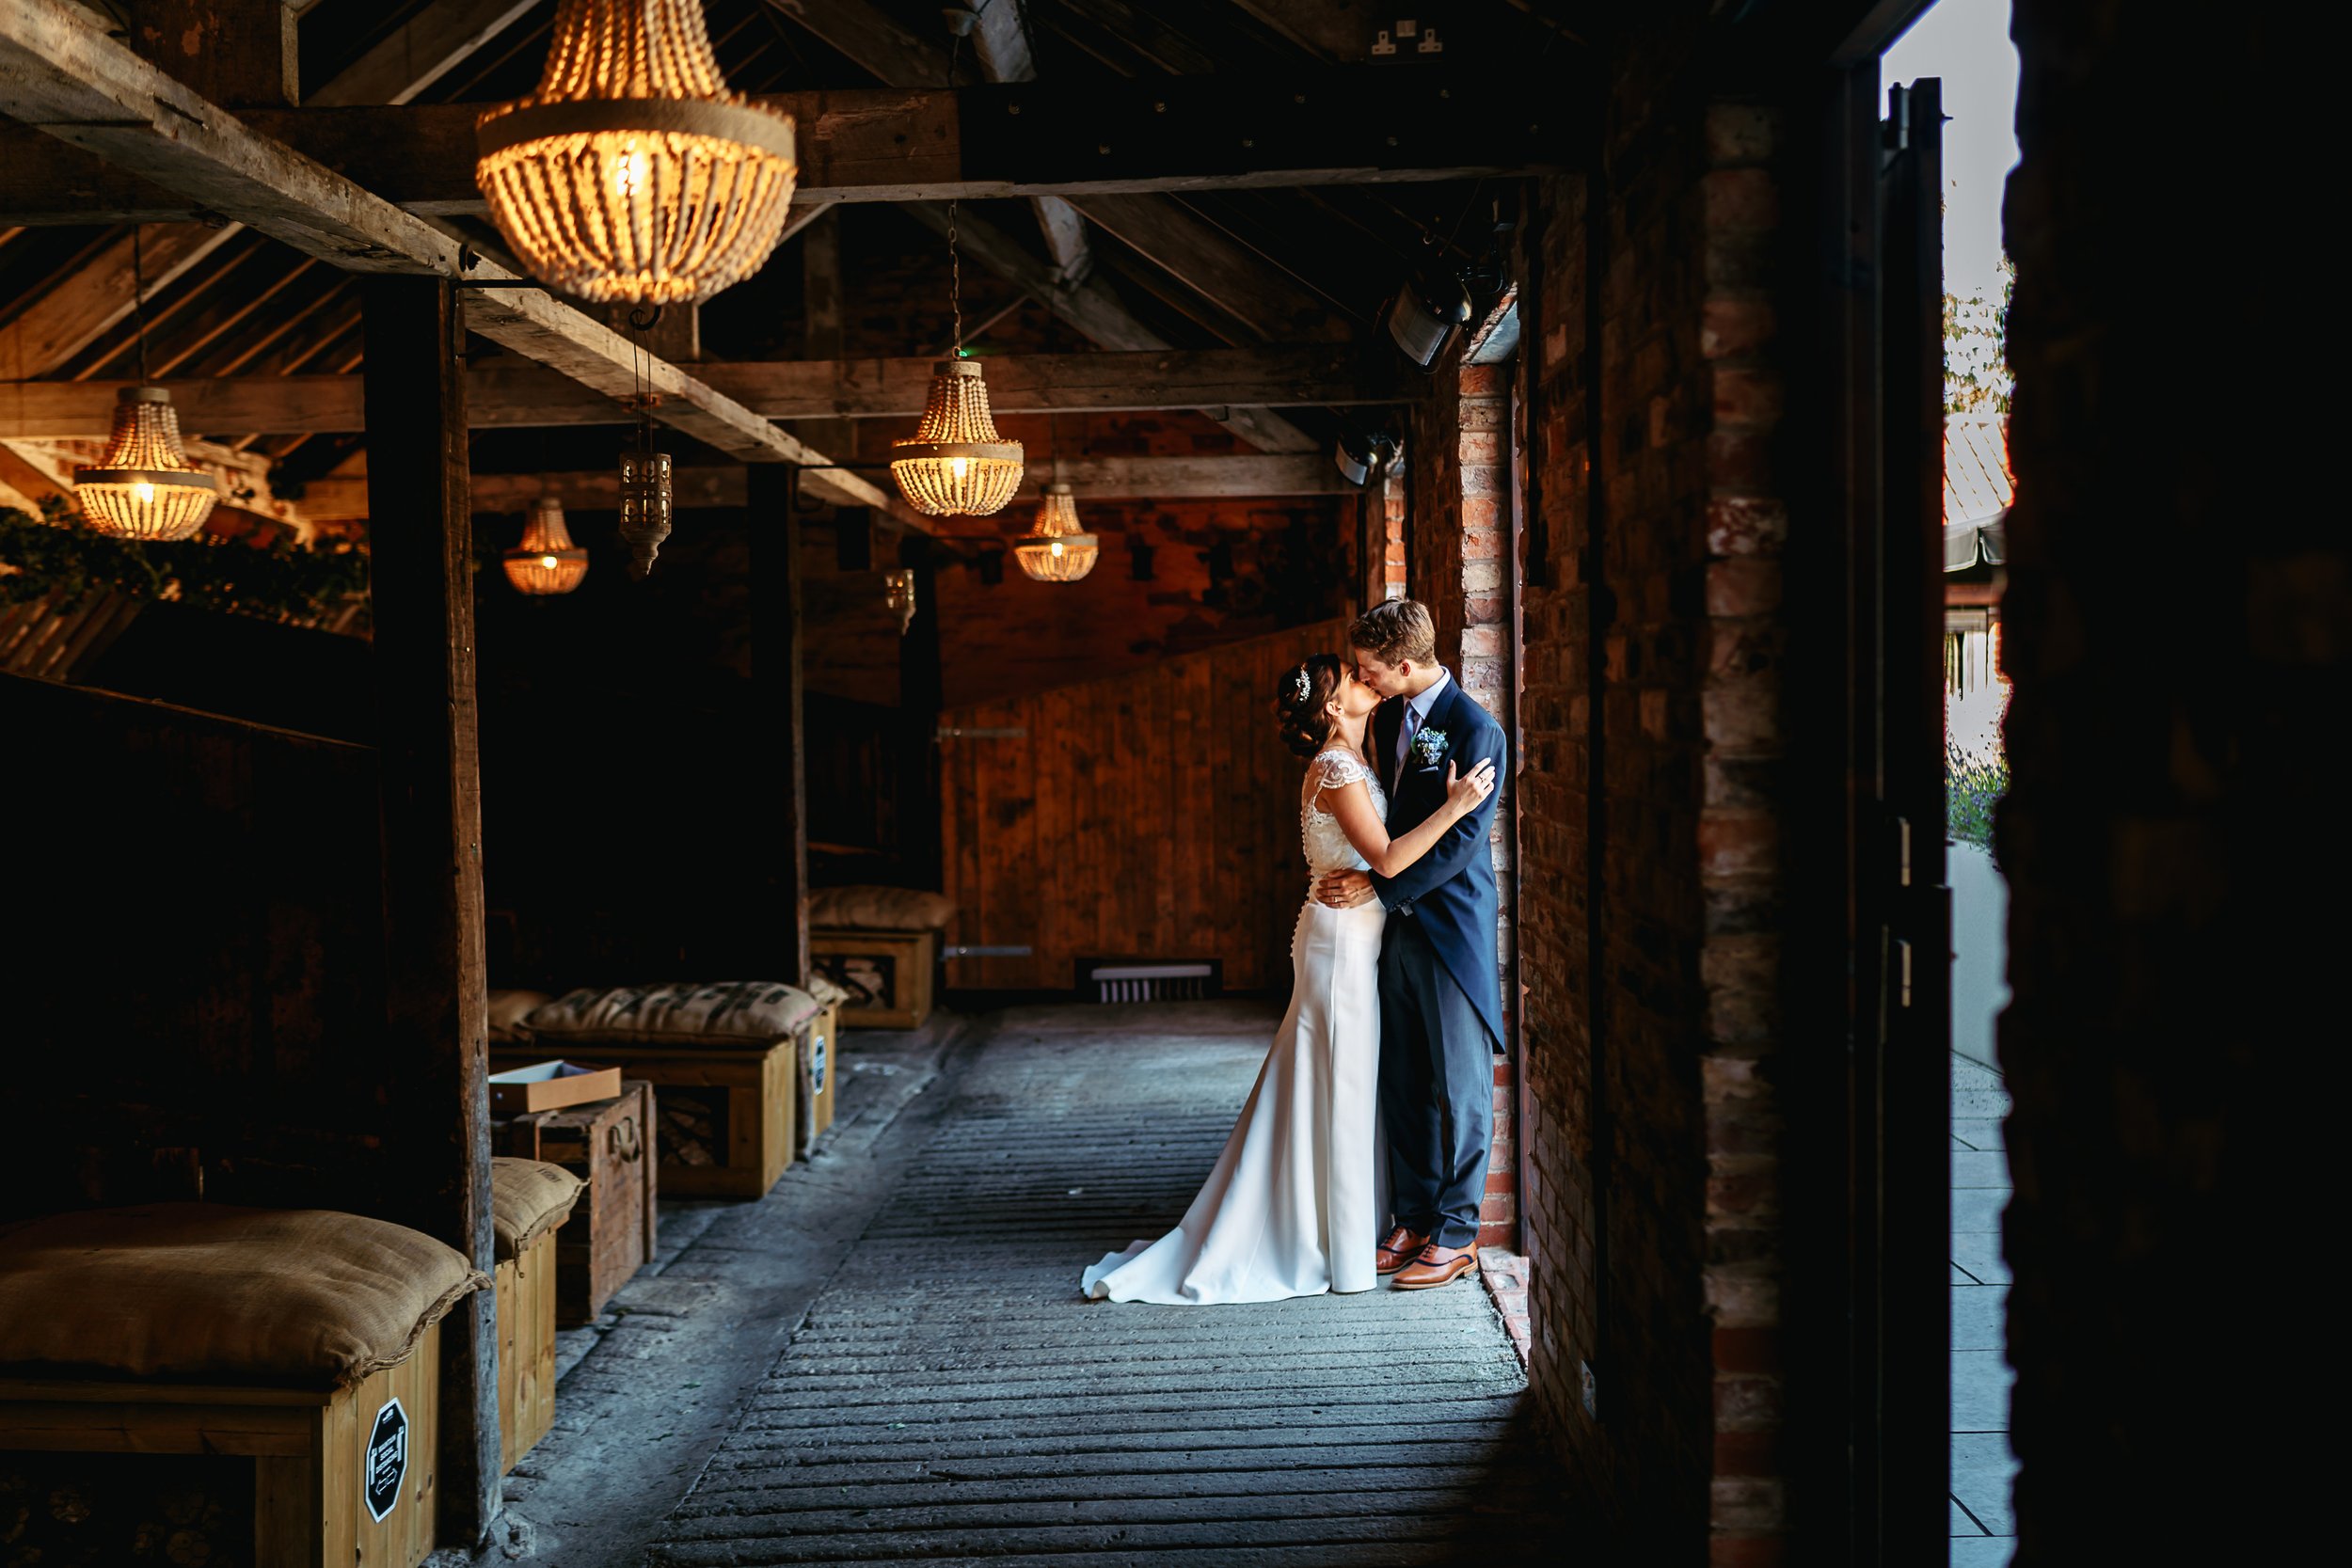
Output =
[{"x1": 1084, "y1": 598, "x2": 1507, "y2": 1305}]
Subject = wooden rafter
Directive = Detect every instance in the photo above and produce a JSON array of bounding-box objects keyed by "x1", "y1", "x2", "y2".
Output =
[
  {"x1": 0, "y1": 347, "x2": 1405, "y2": 436},
  {"x1": 0, "y1": 74, "x2": 1552, "y2": 222},
  {"x1": 0, "y1": 0, "x2": 917, "y2": 524},
  {"x1": 304, "y1": 0, "x2": 544, "y2": 108}
]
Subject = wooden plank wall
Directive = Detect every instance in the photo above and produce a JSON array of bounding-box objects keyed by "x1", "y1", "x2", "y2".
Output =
[
  {"x1": 0, "y1": 672, "x2": 391, "y2": 1221},
  {"x1": 939, "y1": 619, "x2": 1346, "y2": 993}
]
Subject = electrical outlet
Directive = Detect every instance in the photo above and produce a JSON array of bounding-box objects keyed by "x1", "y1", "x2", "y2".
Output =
[
  {"x1": 1580, "y1": 1359, "x2": 1597, "y2": 1418},
  {"x1": 1417, "y1": 25, "x2": 1444, "y2": 54},
  {"x1": 1371, "y1": 28, "x2": 1397, "y2": 55}
]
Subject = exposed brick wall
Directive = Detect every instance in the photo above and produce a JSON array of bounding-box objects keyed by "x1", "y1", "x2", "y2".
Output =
[
  {"x1": 1997, "y1": 3, "x2": 2318, "y2": 1556},
  {"x1": 1405, "y1": 357, "x2": 1519, "y2": 1250},
  {"x1": 1506, "y1": 12, "x2": 1795, "y2": 1556}
]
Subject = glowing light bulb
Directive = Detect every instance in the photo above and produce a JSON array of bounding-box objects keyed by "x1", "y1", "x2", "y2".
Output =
[
  {"x1": 950, "y1": 456, "x2": 969, "y2": 481},
  {"x1": 1050, "y1": 541, "x2": 1065, "y2": 557},
  {"x1": 617, "y1": 147, "x2": 648, "y2": 198},
  {"x1": 541, "y1": 554, "x2": 559, "y2": 569},
  {"x1": 134, "y1": 481, "x2": 154, "y2": 506}
]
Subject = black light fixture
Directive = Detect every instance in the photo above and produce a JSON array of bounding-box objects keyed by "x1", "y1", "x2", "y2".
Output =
[
  {"x1": 1334, "y1": 423, "x2": 1398, "y2": 487},
  {"x1": 1385, "y1": 268, "x2": 1475, "y2": 372}
]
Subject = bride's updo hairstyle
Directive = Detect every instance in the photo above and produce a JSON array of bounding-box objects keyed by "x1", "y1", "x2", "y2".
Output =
[{"x1": 1272, "y1": 654, "x2": 1345, "y2": 759}]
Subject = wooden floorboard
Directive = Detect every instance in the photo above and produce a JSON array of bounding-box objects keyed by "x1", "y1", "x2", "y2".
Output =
[{"x1": 646, "y1": 1002, "x2": 1569, "y2": 1567}]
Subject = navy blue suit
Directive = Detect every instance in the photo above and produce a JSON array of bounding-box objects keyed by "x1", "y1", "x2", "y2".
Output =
[{"x1": 1367, "y1": 676, "x2": 1505, "y2": 1248}]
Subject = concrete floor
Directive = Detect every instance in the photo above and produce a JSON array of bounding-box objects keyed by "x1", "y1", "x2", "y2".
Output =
[
  {"x1": 466, "y1": 1001, "x2": 1560, "y2": 1567},
  {"x1": 1951, "y1": 1055, "x2": 2017, "y2": 1566}
]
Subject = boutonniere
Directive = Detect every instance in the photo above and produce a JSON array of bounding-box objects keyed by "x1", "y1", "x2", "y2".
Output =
[{"x1": 1411, "y1": 726, "x2": 1449, "y2": 766}]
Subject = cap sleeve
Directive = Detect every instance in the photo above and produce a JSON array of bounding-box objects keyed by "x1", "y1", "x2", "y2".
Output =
[{"x1": 1310, "y1": 751, "x2": 1373, "y2": 794}]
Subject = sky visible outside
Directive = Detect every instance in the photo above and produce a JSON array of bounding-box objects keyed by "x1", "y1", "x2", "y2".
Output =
[{"x1": 1883, "y1": 0, "x2": 2021, "y2": 306}]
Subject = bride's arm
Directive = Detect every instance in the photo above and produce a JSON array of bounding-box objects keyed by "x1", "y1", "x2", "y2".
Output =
[{"x1": 1322, "y1": 762, "x2": 1494, "y2": 879}]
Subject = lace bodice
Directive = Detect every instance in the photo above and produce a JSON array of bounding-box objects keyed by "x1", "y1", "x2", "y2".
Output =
[{"x1": 1301, "y1": 749, "x2": 1385, "y2": 876}]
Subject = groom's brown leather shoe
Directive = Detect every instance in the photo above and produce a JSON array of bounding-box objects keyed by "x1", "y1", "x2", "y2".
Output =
[
  {"x1": 1375, "y1": 1227, "x2": 1431, "y2": 1275},
  {"x1": 1392, "y1": 1242, "x2": 1479, "y2": 1291}
]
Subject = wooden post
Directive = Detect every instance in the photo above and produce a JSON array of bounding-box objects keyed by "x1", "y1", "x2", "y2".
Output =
[
  {"x1": 748, "y1": 464, "x2": 811, "y2": 985},
  {"x1": 898, "y1": 533, "x2": 944, "y2": 891},
  {"x1": 361, "y1": 275, "x2": 500, "y2": 1547}
]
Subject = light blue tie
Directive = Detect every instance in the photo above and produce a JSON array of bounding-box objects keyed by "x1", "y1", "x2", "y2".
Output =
[{"x1": 1395, "y1": 702, "x2": 1422, "y2": 789}]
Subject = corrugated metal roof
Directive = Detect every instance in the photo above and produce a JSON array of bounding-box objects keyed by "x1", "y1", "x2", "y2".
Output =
[{"x1": 1945, "y1": 414, "x2": 2012, "y2": 528}]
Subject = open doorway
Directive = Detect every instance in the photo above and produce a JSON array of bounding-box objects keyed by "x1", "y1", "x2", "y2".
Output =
[{"x1": 1883, "y1": 4, "x2": 2021, "y2": 1561}]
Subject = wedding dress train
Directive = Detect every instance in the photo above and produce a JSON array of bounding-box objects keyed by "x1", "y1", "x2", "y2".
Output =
[{"x1": 1081, "y1": 749, "x2": 1387, "y2": 1304}]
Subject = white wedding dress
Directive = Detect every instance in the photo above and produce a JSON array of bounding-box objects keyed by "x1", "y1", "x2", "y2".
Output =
[{"x1": 1081, "y1": 749, "x2": 1389, "y2": 1303}]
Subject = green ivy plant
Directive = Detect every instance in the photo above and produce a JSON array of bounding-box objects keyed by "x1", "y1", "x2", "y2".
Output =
[
  {"x1": 1946, "y1": 741, "x2": 2007, "y2": 857},
  {"x1": 0, "y1": 499, "x2": 369, "y2": 628}
]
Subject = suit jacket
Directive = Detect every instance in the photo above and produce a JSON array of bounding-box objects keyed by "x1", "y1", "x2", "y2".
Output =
[{"x1": 1366, "y1": 676, "x2": 1507, "y2": 1051}]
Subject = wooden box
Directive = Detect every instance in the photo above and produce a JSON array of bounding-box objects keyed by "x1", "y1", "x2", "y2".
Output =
[
  {"x1": 811, "y1": 927, "x2": 937, "y2": 1029},
  {"x1": 801, "y1": 1002, "x2": 839, "y2": 1154},
  {"x1": 495, "y1": 1229, "x2": 556, "y2": 1473},
  {"x1": 0, "y1": 1322, "x2": 442, "y2": 1568},
  {"x1": 487, "y1": 1058, "x2": 622, "y2": 1116},
  {"x1": 502, "y1": 1080, "x2": 657, "y2": 1325},
  {"x1": 497, "y1": 1044, "x2": 793, "y2": 1201}
]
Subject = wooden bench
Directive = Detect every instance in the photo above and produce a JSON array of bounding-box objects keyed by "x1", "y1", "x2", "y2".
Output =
[
  {"x1": 490, "y1": 1158, "x2": 583, "y2": 1473},
  {"x1": 494, "y1": 1039, "x2": 796, "y2": 1200},
  {"x1": 0, "y1": 1204, "x2": 484, "y2": 1568},
  {"x1": 811, "y1": 927, "x2": 937, "y2": 1029}
]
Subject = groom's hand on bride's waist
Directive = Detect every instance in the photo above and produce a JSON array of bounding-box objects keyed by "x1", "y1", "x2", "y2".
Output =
[{"x1": 1314, "y1": 870, "x2": 1375, "y2": 908}]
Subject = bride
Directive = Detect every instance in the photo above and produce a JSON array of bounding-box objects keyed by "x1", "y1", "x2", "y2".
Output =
[{"x1": 1081, "y1": 652, "x2": 1495, "y2": 1304}]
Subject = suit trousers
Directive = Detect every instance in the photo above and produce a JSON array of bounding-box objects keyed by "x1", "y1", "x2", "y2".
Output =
[{"x1": 1377, "y1": 914, "x2": 1495, "y2": 1249}]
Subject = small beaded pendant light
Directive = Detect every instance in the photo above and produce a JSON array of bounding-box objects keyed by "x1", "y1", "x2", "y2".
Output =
[
  {"x1": 474, "y1": 0, "x2": 799, "y2": 306},
  {"x1": 1012, "y1": 483, "x2": 1099, "y2": 583},
  {"x1": 891, "y1": 203, "x2": 1022, "y2": 516},
  {"x1": 74, "y1": 230, "x2": 216, "y2": 541},
  {"x1": 502, "y1": 494, "x2": 590, "y2": 594}
]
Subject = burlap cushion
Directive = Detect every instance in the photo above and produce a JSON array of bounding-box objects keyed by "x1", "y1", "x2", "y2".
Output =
[
  {"x1": 524, "y1": 981, "x2": 818, "y2": 1046},
  {"x1": 805, "y1": 972, "x2": 851, "y2": 1009},
  {"x1": 491, "y1": 1159, "x2": 583, "y2": 1262},
  {"x1": 488, "y1": 989, "x2": 552, "y2": 1042},
  {"x1": 808, "y1": 885, "x2": 956, "y2": 931},
  {"x1": 0, "y1": 1204, "x2": 485, "y2": 1390}
]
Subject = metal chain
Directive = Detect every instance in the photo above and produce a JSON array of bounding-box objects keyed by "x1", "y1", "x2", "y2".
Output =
[
  {"x1": 132, "y1": 224, "x2": 149, "y2": 383},
  {"x1": 948, "y1": 198, "x2": 962, "y2": 356}
]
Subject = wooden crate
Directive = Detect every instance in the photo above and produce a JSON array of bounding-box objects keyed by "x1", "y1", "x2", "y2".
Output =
[
  {"x1": 0, "y1": 1322, "x2": 441, "y2": 1568},
  {"x1": 503, "y1": 1081, "x2": 657, "y2": 1326},
  {"x1": 811, "y1": 927, "x2": 937, "y2": 1028},
  {"x1": 494, "y1": 1229, "x2": 557, "y2": 1474},
  {"x1": 496, "y1": 1044, "x2": 793, "y2": 1200}
]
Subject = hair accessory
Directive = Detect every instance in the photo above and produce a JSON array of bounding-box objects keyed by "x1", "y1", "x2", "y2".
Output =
[{"x1": 1291, "y1": 665, "x2": 1311, "y2": 704}]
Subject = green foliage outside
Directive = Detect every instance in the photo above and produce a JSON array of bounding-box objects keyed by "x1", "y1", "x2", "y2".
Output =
[
  {"x1": 1947, "y1": 741, "x2": 2007, "y2": 855},
  {"x1": 0, "y1": 499, "x2": 368, "y2": 628},
  {"x1": 1943, "y1": 256, "x2": 2015, "y2": 416}
]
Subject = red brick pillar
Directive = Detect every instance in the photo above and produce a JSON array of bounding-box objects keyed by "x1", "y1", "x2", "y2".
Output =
[{"x1": 1407, "y1": 357, "x2": 1521, "y2": 1253}]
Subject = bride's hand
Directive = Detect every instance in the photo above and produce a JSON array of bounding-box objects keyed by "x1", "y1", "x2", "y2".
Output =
[{"x1": 1445, "y1": 757, "x2": 1496, "y2": 817}]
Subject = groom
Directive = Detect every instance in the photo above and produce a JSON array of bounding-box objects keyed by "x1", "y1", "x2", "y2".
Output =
[{"x1": 1317, "y1": 599, "x2": 1507, "y2": 1291}]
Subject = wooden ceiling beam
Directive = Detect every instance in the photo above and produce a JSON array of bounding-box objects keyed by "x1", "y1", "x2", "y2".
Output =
[
  {"x1": 304, "y1": 0, "x2": 543, "y2": 108},
  {"x1": 0, "y1": 347, "x2": 1405, "y2": 436},
  {"x1": 0, "y1": 73, "x2": 1555, "y2": 223},
  {"x1": 960, "y1": 1, "x2": 1092, "y2": 288},
  {"x1": 0, "y1": 0, "x2": 916, "y2": 524},
  {"x1": 292, "y1": 452, "x2": 1353, "y2": 518}
]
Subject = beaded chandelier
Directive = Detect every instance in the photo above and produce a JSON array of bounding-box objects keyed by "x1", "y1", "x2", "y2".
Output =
[
  {"x1": 891, "y1": 202, "x2": 1022, "y2": 515},
  {"x1": 75, "y1": 387, "x2": 220, "y2": 542},
  {"x1": 891, "y1": 360, "x2": 1025, "y2": 517},
  {"x1": 1012, "y1": 483, "x2": 1098, "y2": 583},
  {"x1": 474, "y1": 0, "x2": 800, "y2": 306},
  {"x1": 503, "y1": 495, "x2": 589, "y2": 594}
]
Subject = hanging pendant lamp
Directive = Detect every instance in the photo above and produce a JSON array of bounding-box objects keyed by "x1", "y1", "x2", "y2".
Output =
[
  {"x1": 1011, "y1": 483, "x2": 1099, "y2": 583},
  {"x1": 617, "y1": 410, "x2": 674, "y2": 578},
  {"x1": 74, "y1": 230, "x2": 217, "y2": 542},
  {"x1": 503, "y1": 494, "x2": 590, "y2": 594},
  {"x1": 75, "y1": 387, "x2": 220, "y2": 542},
  {"x1": 475, "y1": 0, "x2": 799, "y2": 306},
  {"x1": 891, "y1": 202, "x2": 1022, "y2": 516}
]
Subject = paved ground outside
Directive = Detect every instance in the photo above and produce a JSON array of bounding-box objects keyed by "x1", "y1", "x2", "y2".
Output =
[
  {"x1": 464, "y1": 1001, "x2": 1561, "y2": 1566},
  {"x1": 1951, "y1": 1049, "x2": 2017, "y2": 1566}
]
